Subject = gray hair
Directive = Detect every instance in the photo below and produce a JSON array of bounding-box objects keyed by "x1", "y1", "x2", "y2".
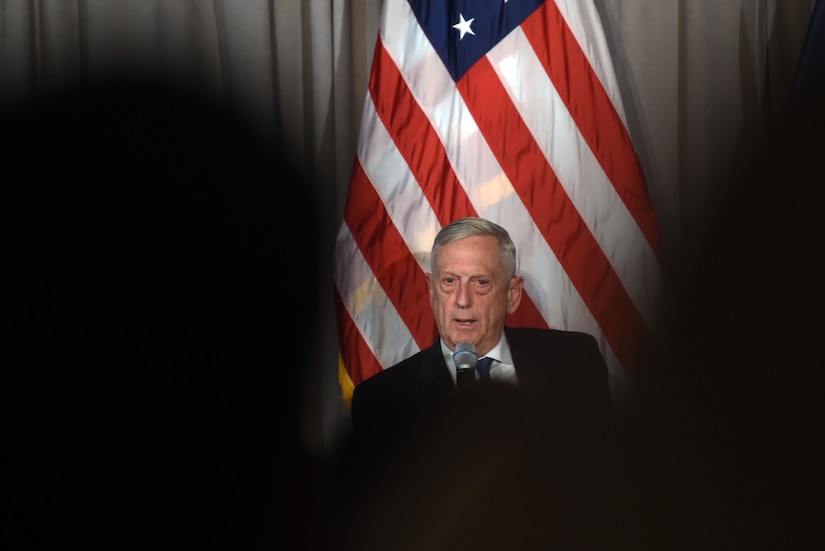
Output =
[{"x1": 430, "y1": 217, "x2": 518, "y2": 278}]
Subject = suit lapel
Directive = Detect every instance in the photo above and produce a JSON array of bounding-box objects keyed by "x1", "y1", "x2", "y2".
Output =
[
  {"x1": 505, "y1": 326, "x2": 546, "y2": 389},
  {"x1": 417, "y1": 338, "x2": 454, "y2": 395}
]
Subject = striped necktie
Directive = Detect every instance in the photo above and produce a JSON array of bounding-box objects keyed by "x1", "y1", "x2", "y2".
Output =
[{"x1": 476, "y1": 357, "x2": 494, "y2": 380}]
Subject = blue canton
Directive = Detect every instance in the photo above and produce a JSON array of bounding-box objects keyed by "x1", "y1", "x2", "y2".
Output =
[{"x1": 407, "y1": 0, "x2": 546, "y2": 81}]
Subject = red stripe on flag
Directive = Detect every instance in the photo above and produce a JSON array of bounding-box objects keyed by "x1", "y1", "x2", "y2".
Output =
[
  {"x1": 523, "y1": 3, "x2": 661, "y2": 257},
  {"x1": 334, "y1": 287, "x2": 383, "y2": 386},
  {"x1": 458, "y1": 55, "x2": 651, "y2": 376},
  {"x1": 344, "y1": 161, "x2": 438, "y2": 348}
]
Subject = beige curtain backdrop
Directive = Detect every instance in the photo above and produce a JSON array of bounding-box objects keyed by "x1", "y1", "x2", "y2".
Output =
[{"x1": 0, "y1": 0, "x2": 816, "y2": 458}]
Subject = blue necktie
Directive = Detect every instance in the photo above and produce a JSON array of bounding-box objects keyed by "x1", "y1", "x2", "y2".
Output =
[{"x1": 476, "y1": 357, "x2": 494, "y2": 380}]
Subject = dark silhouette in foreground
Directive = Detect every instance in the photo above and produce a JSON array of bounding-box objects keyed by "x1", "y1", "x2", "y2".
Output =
[{"x1": 1, "y1": 80, "x2": 319, "y2": 550}]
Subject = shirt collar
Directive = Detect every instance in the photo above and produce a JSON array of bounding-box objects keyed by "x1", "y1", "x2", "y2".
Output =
[{"x1": 482, "y1": 331, "x2": 512, "y2": 365}]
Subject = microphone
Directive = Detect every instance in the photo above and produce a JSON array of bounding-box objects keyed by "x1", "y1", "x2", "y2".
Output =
[{"x1": 453, "y1": 342, "x2": 477, "y2": 391}]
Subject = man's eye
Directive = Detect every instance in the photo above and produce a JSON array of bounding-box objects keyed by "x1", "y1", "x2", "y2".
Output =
[{"x1": 444, "y1": 277, "x2": 455, "y2": 284}]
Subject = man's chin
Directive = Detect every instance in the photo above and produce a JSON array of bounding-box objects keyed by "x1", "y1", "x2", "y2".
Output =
[{"x1": 447, "y1": 329, "x2": 480, "y2": 346}]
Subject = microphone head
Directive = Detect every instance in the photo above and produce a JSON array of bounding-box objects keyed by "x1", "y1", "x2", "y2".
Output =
[{"x1": 453, "y1": 341, "x2": 477, "y2": 371}]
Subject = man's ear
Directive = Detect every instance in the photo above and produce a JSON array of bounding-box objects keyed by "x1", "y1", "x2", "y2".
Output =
[{"x1": 506, "y1": 276, "x2": 524, "y2": 315}]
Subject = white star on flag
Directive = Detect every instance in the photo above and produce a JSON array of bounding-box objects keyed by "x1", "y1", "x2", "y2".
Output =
[{"x1": 452, "y1": 13, "x2": 475, "y2": 40}]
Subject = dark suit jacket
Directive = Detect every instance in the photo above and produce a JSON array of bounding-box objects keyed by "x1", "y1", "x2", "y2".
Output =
[
  {"x1": 350, "y1": 326, "x2": 613, "y2": 444},
  {"x1": 343, "y1": 327, "x2": 621, "y2": 548}
]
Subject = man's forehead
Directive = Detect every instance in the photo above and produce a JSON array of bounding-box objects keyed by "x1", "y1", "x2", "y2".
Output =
[
  {"x1": 434, "y1": 262, "x2": 503, "y2": 280},
  {"x1": 437, "y1": 234, "x2": 497, "y2": 254}
]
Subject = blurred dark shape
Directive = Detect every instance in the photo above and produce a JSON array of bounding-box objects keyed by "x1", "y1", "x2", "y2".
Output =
[
  {"x1": 0, "y1": 79, "x2": 319, "y2": 550},
  {"x1": 618, "y1": 71, "x2": 825, "y2": 548},
  {"x1": 321, "y1": 376, "x2": 628, "y2": 551}
]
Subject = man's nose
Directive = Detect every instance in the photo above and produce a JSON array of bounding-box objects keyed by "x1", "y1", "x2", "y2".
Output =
[{"x1": 455, "y1": 281, "x2": 472, "y2": 308}]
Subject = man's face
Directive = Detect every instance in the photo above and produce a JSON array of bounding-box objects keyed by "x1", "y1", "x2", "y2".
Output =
[{"x1": 426, "y1": 234, "x2": 523, "y2": 356}]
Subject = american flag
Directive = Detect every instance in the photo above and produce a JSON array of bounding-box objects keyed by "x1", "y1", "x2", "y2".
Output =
[{"x1": 334, "y1": 0, "x2": 662, "y2": 406}]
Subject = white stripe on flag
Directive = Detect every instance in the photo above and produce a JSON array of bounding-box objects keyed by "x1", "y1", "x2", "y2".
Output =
[{"x1": 335, "y1": 223, "x2": 420, "y2": 369}]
